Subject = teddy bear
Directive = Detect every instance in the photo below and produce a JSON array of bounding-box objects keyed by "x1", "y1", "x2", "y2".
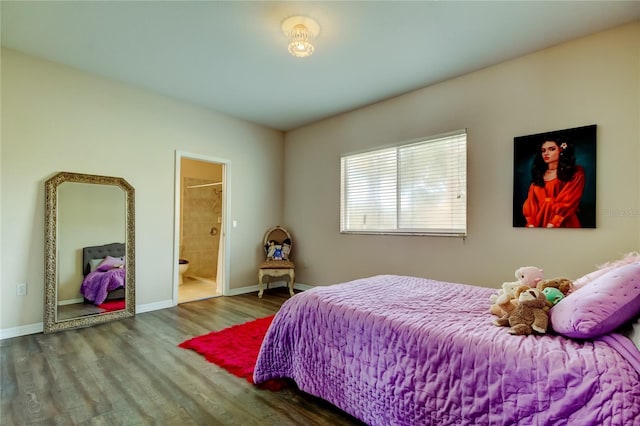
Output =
[
  {"x1": 493, "y1": 287, "x2": 549, "y2": 335},
  {"x1": 489, "y1": 283, "x2": 529, "y2": 316},
  {"x1": 536, "y1": 277, "x2": 573, "y2": 307},
  {"x1": 537, "y1": 277, "x2": 572, "y2": 295},
  {"x1": 489, "y1": 266, "x2": 544, "y2": 316}
]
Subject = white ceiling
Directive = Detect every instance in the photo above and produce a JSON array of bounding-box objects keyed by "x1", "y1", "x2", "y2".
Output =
[{"x1": 2, "y1": 1, "x2": 639, "y2": 131}]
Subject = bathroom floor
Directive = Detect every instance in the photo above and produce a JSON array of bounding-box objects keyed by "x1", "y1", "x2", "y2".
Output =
[{"x1": 178, "y1": 276, "x2": 220, "y2": 304}]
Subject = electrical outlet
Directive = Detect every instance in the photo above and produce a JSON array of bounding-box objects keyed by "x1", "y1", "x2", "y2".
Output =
[{"x1": 17, "y1": 283, "x2": 27, "y2": 296}]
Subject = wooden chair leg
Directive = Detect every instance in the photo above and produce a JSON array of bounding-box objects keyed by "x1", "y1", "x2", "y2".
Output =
[
  {"x1": 288, "y1": 270, "x2": 295, "y2": 297},
  {"x1": 258, "y1": 270, "x2": 264, "y2": 298}
]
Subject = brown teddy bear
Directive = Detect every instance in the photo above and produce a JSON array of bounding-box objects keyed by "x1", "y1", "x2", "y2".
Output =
[
  {"x1": 537, "y1": 277, "x2": 573, "y2": 309},
  {"x1": 537, "y1": 277, "x2": 572, "y2": 295},
  {"x1": 493, "y1": 287, "x2": 549, "y2": 335}
]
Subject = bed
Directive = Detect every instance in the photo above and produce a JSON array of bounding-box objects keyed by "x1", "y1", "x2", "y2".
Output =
[
  {"x1": 79, "y1": 242, "x2": 126, "y2": 305},
  {"x1": 254, "y1": 270, "x2": 640, "y2": 425}
]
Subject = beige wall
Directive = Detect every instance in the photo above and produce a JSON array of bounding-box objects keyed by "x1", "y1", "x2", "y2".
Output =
[
  {"x1": 284, "y1": 22, "x2": 640, "y2": 288},
  {"x1": 1, "y1": 48, "x2": 284, "y2": 331}
]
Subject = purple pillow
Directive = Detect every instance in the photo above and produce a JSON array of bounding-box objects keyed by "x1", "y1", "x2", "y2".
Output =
[
  {"x1": 550, "y1": 262, "x2": 640, "y2": 338},
  {"x1": 572, "y1": 264, "x2": 618, "y2": 291},
  {"x1": 96, "y1": 255, "x2": 125, "y2": 272}
]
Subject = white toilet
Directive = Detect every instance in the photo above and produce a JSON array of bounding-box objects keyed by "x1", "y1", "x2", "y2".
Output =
[{"x1": 178, "y1": 258, "x2": 189, "y2": 285}]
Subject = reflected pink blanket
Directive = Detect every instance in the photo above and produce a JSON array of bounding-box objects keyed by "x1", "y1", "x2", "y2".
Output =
[{"x1": 254, "y1": 275, "x2": 640, "y2": 426}]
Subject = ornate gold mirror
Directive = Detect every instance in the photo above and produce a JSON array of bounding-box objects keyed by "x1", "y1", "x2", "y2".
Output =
[{"x1": 44, "y1": 172, "x2": 135, "y2": 333}]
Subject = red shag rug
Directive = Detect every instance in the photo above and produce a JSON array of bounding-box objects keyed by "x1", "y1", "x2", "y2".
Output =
[
  {"x1": 178, "y1": 315, "x2": 287, "y2": 390},
  {"x1": 98, "y1": 299, "x2": 125, "y2": 312}
]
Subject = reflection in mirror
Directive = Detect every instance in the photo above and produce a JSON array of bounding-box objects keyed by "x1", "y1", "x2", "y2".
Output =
[
  {"x1": 57, "y1": 183, "x2": 125, "y2": 320},
  {"x1": 44, "y1": 172, "x2": 135, "y2": 333}
]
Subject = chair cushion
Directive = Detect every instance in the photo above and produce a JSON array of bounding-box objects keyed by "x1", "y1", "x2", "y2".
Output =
[{"x1": 260, "y1": 260, "x2": 295, "y2": 269}]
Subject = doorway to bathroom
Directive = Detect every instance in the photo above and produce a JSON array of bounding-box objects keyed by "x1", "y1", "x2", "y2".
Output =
[{"x1": 174, "y1": 151, "x2": 229, "y2": 305}]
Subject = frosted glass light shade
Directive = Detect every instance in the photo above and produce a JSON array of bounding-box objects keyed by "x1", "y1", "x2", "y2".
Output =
[
  {"x1": 282, "y1": 16, "x2": 320, "y2": 58},
  {"x1": 288, "y1": 24, "x2": 314, "y2": 57}
]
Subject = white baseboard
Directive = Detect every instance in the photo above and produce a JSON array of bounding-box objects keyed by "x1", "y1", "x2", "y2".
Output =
[
  {"x1": 1, "y1": 284, "x2": 315, "y2": 340},
  {"x1": 225, "y1": 282, "x2": 312, "y2": 296},
  {"x1": 0, "y1": 322, "x2": 44, "y2": 340},
  {"x1": 135, "y1": 299, "x2": 174, "y2": 314},
  {"x1": 294, "y1": 282, "x2": 314, "y2": 291},
  {"x1": 58, "y1": 297, "x2": 84, "y2": 306},
  {"x1": 0, "y1": 300, "x2": 171, "y2": 340}
]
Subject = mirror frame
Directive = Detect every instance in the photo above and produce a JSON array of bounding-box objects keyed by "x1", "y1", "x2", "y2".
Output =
[{"x1": 44, "y1": 171, "x2": 135, "y2": 333}]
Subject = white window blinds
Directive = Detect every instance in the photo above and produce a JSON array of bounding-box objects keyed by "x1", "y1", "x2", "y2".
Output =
[{"x1": 340, "y1": 130, "x2": 467, "y2": 236}]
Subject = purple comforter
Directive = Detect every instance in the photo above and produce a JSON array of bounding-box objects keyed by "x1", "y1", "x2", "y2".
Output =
[
  {"x1": 80, "y1": 268, "x2": 125, "y2": 305},
  {"x1": 254, "y1": 275, "x2": 640, "y2": 426}
]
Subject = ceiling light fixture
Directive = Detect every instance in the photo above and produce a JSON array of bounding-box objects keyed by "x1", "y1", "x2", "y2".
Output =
[{"x1": 282, "y1": 15, "x2": 320, "y2": 58}]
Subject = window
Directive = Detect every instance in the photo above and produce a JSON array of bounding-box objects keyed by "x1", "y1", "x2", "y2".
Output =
[{"x1": 340, "y1": 130, "x2": 467, "y2": 236}]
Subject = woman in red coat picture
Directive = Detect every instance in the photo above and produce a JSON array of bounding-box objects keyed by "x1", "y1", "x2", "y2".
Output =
[{"x1": 522, "y1": 139, "x2": 585, "y2": 228}]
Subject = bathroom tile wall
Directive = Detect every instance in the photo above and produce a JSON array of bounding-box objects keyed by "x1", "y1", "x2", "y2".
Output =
[{"x1": 182, "y1": 177, "x2": 222, "y2": 279}]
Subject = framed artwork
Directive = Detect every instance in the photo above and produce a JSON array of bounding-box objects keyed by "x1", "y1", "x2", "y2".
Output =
[{"x1": 513, "y1": 124, "x2": 596, "y2": 228}]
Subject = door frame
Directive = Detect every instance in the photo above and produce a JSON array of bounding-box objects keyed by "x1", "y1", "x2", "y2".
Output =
[{"x1": 173, "y1": 150, "x2": 231, "y2": 305}]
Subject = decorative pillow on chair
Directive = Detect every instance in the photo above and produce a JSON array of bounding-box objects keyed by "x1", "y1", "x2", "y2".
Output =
[
  {"x1": 282, "y1": 242, "x2": 291, "y2": 260},
  {"x1": 550, "y1": 262, "x2": 640, "y2": 338}
]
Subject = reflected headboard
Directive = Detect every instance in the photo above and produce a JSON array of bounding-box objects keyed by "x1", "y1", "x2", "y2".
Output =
[{"x1": 82, "y1": 242, "x2": 125, "y2": 276}]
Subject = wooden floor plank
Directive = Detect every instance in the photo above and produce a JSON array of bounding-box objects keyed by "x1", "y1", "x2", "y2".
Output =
[{"x1": 1, "y1": 289, "x2": 365, "y2": 425}]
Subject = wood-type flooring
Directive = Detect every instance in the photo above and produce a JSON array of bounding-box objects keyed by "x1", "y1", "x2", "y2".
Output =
[{"x1": 0, "y1": 288, "x2": 365, "y2": 425}]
